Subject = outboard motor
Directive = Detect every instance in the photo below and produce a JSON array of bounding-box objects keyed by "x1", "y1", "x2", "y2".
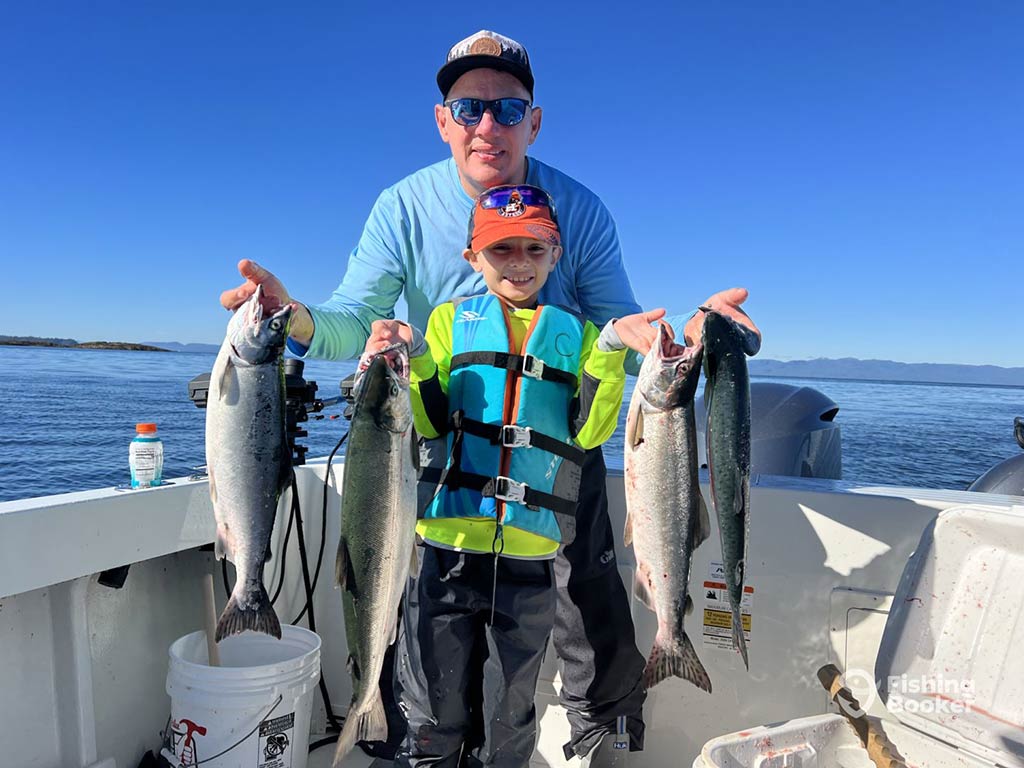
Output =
[
  {"x1": 696, "y1": 382, "x2": 842, "y2": 479},
  {"x1": 968, "y1": 417, "x2": 1024, "y2": 495}
]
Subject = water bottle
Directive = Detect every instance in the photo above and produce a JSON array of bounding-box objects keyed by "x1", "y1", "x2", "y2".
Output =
[{"x1": 129, "y1": 423, "x2": 164, "y2": 488}]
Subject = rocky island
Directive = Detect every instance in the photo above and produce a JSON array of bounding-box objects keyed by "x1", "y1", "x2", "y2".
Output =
[{"x1": 0, "y1": 335, "x2": 171, "y2": 352}]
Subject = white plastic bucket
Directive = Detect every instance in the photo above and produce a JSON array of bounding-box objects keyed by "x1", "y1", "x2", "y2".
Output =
[{"x1": 162, "y1": 626, "x2": 321, "y2": 768}]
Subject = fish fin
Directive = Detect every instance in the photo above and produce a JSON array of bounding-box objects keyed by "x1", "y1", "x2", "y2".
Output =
[
  {"x1": 208, "y1": 463, "x2": 217, "y2": 504},
  {"x1": 625, "y1": 402, "x2": 644, "y2": 449},
  {"x1": 623, "y1": 510, "x2": 633, "y2": 547},
  {"x1": 643, "y1": 632, "x2": 712, "y2": 693},
  {"x1": 733, "y1": 609, "x2": 749, "y2": 670},
  {"x1": 733, "y1": 470, "x2": 746, "y2": 518},
  {"x1": 409, "y1": 543, "x2": 419, "y2": 576},
  {"x1": 685, "y1": 593, "x2": 694, "y2": 616},
  {"x1": 336, "y1": 539, "x2": 350, "y2": 590},
  {"x1": 692, "y1": 493, "x2": 712, "y2": 550},
  {"x1": 217, "y1": 356, "x2": 236, "y2": 401},
  {"x1": 332, "y1": 690, "x2": 387, "y2": 767},
  {"x1": 632, "y1": 568, "x2": 656, "y2": 611},
  {"x1": 215, "y1": 582, "x2": 281, "y2": 642},
  {"x1": 215, "y1": 522, "x2": 232, "y2": 561},
  {"x1": 410, "y1": 428, "x2": 420, "y2": 471}
]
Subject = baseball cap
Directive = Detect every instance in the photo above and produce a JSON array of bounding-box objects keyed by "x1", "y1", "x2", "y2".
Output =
[
  {"x1": 469, "y1": 185, "x2": 560, "y2": 253},
  {"x1": 437, "y1": 30, "x2": 534, "y2": 99}
]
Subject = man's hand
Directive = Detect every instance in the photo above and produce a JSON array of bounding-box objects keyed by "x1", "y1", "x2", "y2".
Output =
[
  {"x1": 364, "y1": 319, "x2": 414, "y2": 356},
  {"x1": 683, "y1": 288, "x2": 761, "y2": 347},
  {"x1": 220, "y1": 259, "x2": 314, "y2": 345},
  {"x1": 612, "y1": 308, "x2": 667, "y2": 356}
]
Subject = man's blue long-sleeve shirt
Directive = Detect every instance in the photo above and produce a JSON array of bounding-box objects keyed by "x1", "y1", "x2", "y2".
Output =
[{"x1": 290, "y1": 157, "x2": 660, "y2": 372}]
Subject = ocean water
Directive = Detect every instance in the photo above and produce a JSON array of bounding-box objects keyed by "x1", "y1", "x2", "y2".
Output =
[{"x1": 0, "y1": 345, "x2": 1021, "y2": 503}]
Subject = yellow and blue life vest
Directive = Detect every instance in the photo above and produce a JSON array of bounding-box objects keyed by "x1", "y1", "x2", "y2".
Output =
[{"x1": 420, "y1": 293, "x2": 586, "y2": 558}]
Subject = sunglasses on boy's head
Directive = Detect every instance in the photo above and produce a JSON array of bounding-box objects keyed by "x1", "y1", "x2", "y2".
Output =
[
  {"x1": 479, "y1": 186, "x2": 557, "y2": 219},
  {"x1": 466, "y1": 185, "x2": 560, "y2": 247},
  {"x1": 444, "y1": 97, "x2": 532, "y2": 127}
]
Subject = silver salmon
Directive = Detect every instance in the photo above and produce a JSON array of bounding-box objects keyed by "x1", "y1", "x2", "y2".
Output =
[
  {"x1": 701, "y1": 308, "x2": 760, "y2": 670},
  {"x1": 333, "y1": 344, "x2": 419, "y2": 767},
  {"x1": 206, "y1": 284, "x2": 292, "y2": 641},
  {"x1": 624, "y1": 323, "x2": 712, "y2": 692}
]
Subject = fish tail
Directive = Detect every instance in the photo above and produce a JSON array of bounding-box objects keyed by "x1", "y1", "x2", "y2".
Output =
[
  {"x1": 332, "y1": 690, "x2": 387, "y2": 767},
  {"x1": 643, "y1": 632, "x2": 712, "y2": 693},
  {"x1": 215, "y1": 581, "x2": 282, "y2": 642},
  {"x1": 732, "y1": 609, "x2": 749, "y2": 670}
]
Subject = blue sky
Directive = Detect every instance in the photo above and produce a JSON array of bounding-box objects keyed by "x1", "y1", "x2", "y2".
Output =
[{"x1": 2, "y1": 2, "x2": 1021, "y2": 366}]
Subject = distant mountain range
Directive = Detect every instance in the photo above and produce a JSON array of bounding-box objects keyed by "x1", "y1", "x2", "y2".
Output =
[
  {"x1": 750, "y1": 357, "x2": 1024, "y2": 387},
  {"x1": 5, "y1": 334, "x2": 1022, "y2": 386}
]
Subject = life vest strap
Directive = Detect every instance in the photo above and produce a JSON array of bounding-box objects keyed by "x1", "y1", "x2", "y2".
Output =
[
  {"x1": 418, "y1": 466, "x2": 578, "y2": 516},
  {"x1": 450, "y1": 351, "x2": 578, "y2": 388},
  {"x1": 456, "y1": 416, "x2": 586, "y2": 465}
]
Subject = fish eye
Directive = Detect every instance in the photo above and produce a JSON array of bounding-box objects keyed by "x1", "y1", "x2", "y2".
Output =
[
  {"x1": 270, "y1": 319, "x2": 281, "y2": 331},
  {"x1": 390, "y1": 382, "x2": 399, "y2": 396}
]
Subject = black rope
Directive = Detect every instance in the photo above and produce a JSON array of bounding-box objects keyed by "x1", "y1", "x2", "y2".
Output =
[
  {"x1": 270, "y1": 490, "x2": 296, "y2": 604},
  {"x1": 288, "y1": 428, "x2": 351, "y2": 734},
  {"x1": 293, "y1": 430, "x2": 348, "y2": 623}
]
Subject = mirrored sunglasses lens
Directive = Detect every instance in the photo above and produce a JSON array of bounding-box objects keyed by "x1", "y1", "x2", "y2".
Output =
[
  {"x1": 481, "y1": 186, "x2": 551, "y2": 211},
  {"x1": 451, "y1": 99, "x2": 483, "y2": 125},
  {"x1": 494, "y1": 99, "x2": 527, "y2": 126},
  {"x1": 481, "y1": 189, "x2": 512, "y2": 209}
]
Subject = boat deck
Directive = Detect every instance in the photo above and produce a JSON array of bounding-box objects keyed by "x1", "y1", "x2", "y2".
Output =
[{"x1": 2, "y1": 459, "x2": 1022, "y2": 767}]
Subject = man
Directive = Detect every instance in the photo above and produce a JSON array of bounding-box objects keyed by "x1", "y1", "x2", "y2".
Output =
[{"x1": 221, "y1": 30, "x2": 759, "y2": 766}]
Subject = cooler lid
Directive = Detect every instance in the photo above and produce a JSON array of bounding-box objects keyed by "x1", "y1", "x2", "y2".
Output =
[{"x1": 876, "y1": 504, "x2": 1024, "y2": 767}]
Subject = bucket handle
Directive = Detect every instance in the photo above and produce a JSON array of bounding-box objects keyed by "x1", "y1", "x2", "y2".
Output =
[{"x1": 162, "y1": 693, "x2": 284, "y2": 766}]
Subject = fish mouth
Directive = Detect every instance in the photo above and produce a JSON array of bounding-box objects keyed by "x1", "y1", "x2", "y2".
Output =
[
  {"x1": 654, "y1": 322, "x2": 688, "y2": 361},
  {"x1": 246, "y1": 284, "x2": 266, "y2": 328},
  {"x1": 653, "y1": 322, "x2": 702, "y2": 368},
  {"x1": 357, "y1": 342, "x2": 410, "y2": 382},
  {"x1": 640, "y1": 322, "x2": 704, "y2": 408}
]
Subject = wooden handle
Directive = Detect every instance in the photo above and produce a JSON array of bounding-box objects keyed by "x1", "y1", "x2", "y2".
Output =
[
  {"x1": 817, "y1": 664, "x2": 906, "y2": 768},
  {"x1": 202, "y1": 572, "x2": 221, "y2": 667}
]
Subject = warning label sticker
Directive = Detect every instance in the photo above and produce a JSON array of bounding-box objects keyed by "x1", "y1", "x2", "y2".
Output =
[
  {"x1": 702, "y1": 561, "x2": 753, "y2": 652},
  {"x1": 258, "y1": 713, "x2": 295, "y2": 768}
]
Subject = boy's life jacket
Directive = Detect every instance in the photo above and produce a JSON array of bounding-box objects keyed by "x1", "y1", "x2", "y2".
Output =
[{"x1": 418, "y1": 293, "x2": 588, "y2": 559}]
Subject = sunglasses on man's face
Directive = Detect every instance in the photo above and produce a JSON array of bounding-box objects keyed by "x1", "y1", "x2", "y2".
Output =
[{"x1": 444, "y1": 97, "x2": 532, "y2": 127}]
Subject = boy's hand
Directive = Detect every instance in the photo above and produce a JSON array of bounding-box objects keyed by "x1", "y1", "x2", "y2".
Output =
[
  {"x1": 613, "y1": 308, "x2": 668, "y2": 356},
  {"x1": 365, "y1": 319, "x2": 414, "y2": 355}
]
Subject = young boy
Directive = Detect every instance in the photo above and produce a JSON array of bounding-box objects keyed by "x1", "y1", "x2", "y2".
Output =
[{"x1": 363, "y1": 185, "x2": 662, "y2": 768}]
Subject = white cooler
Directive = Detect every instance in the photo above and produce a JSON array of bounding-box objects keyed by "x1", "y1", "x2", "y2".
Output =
[{"x1": 694, "y1": 503, "x2": 1024, "y2": 768}]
